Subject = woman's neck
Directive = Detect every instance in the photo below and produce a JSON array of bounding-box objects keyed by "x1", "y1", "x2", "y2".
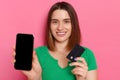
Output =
[{"x1": 54, "y1": 41, "x2": 68, "y2": 52}]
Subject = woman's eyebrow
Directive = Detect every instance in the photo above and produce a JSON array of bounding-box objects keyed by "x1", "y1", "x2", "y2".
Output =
[
  {"x1": 51, "y1": 18, "x2": 71, "y2": 21},
  {"x1": 64, "y1": 18, "x2": 71, "y2": 20},
  {"x1": 51, "y1": 19, "x2": 58, "y2": 21}
]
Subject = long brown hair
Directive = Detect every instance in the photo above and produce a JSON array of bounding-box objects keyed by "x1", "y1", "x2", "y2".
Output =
[{"x1": 46, "y1": 1, "x2": 81, "y2": 51}]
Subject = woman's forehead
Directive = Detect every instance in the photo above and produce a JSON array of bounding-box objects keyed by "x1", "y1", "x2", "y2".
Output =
[{"x1": 51, "y1": 9, "x2": 70, "y2": 20}]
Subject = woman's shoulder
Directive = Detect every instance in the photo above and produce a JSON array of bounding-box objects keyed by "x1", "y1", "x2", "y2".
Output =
[
  {"x1": 35, "y1": 46, "x2": 47, "y2": 51},
  {"x1": 81, "y1": 46, "x2": 98, "y2": 70},
  {"x1": 81, "y1": 46, "x2": 96, "y2": 63},
  {"x1": 82, "y1": 46, "x2": 94, "y2": 55},
  {"x1": 35, "y1": 46, "x2": 48, "y2": 54}
]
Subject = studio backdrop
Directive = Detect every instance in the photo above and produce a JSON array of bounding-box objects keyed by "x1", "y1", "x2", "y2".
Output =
[{"x1": 0, "y1": 0, "x2": 120, "y2": 80}]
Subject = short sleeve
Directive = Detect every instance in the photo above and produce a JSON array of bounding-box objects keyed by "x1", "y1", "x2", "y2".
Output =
[
  {"x1": 81, "y1": 48, "x2": 98, "y2": 71},
  {"x1": 34, "y1": 46, "x2": 48, "y2": 69}
]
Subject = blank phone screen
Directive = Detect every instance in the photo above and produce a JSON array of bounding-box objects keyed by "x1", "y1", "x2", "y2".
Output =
[{"x1": 14, "y1": 33, "x2": 34, "y2": 70}]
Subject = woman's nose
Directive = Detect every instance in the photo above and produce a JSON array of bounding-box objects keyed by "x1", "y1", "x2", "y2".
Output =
[{"x1": 57, "y1": 22, "x2": 64, "y2": 30}]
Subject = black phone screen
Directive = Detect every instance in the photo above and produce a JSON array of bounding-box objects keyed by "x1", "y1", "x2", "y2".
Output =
[{"x1": 14, "y1": 33, "x2": 34, "y2": 70}]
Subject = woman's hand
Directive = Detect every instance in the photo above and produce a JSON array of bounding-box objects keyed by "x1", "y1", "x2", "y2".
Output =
[
  {"x1": 12, "y1": 47, "x2": 42, "y2": 80},
  {"x1": 69, "y1": 57, "x2": 88, "y2": 80}
]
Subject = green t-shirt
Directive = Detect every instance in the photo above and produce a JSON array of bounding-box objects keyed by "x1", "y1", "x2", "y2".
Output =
[{"x1": 35, "y1": 46, "x2": 97, "y2": 80}]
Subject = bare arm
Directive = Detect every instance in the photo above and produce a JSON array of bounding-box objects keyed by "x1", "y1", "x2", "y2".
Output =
[{"x1": 86, "y1": 70, "x2": 98, "y2": 80}]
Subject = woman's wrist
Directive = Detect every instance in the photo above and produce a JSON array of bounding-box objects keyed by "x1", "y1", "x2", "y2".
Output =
[
  {"x1": 28, "y1": 76, "x2": 42, "y2": 80},
  {"x1": 28, "y1": 78, "x2": 41, "y2": 80},
  {"x1": 76, "y1": 76, "x2": 86, "y2": 80}
]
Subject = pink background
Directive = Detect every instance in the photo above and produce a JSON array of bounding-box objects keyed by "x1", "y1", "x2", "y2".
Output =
[{"x1": 0, "y1": 0, "x2": 120, "y2": 80}]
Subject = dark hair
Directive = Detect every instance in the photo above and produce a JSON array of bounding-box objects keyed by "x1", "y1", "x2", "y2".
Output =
[{"x1": 46, "y1": 1, "x2": 81, "y2": 51}]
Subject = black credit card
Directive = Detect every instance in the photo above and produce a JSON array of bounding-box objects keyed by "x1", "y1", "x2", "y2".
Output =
[{"x1": 66, "y1": 44, "x2": 85, "y2": 62}]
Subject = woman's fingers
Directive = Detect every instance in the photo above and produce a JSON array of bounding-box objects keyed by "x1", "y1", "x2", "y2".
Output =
[
  {"x1": 69, "y1": 61, "x2": 84, "y2": 67},
  {"x1": 33, "y1": 51, "x2": 38, "y2": 61},
  {"x1": 72, "y1": 67, "x2": 83, "y2": 75},
  {"x1": 12, "y1": 45, "x2": 16, "y2": 64},
  {"x1": 75, "y1": 57, "x2": 87, "y2": 66},
  {"x1": 12, "y1": 45, "x2": 16, "y2": 50},
  {"x1": 70, "y1": 57, "x2": 88, "y2": 78},
  {"x1": 72, "y1": 66, "x2": 88, "y2": 75},
  {"x1": 69, "y1": 57, "x2": 87, "y2": 67},
  {"x1": 12, "y1": 57, "x2": 16, "y2": 64},
  {"x1": 32, "y1": 51, "x2": 42, "y2": 72},
  {"x1": 12, "y1": 51, "x2": 16, "y2": 57},
  {"x1": 70, "y1": 61, "x2": 88, "y2": 73}
]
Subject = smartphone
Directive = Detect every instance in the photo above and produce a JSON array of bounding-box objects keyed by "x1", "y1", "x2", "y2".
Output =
[
  {"x1": 14, "y1": 33, "x2": 34, "y2": 70},
  {"x1": 66, "y1": 44, "x2": 85, "y2": 62}
]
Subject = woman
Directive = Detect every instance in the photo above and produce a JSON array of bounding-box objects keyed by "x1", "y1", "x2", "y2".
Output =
[{"x1": 13, "y1": 1, "x2": 97, "y2": 80}]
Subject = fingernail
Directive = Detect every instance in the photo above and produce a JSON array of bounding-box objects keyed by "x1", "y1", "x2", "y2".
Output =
[
  {"x1": 69, "y1": 63, "x2": 72, "y2": 66},
  {"x1": 74, "y1": 58, "x2": 77, "y2": 60}
]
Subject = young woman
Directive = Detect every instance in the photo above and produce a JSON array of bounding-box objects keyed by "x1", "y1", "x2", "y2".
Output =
[{"x1": 13, "y1": 1, "x2": 98, "y2": 80}]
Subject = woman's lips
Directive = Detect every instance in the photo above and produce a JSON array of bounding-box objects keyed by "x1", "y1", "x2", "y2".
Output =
[{"x1": 56, "y1": 32, "x2": 66, "y2": 37}]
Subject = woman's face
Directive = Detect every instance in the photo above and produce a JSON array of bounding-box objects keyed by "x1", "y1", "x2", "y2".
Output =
[{"x1": 50, "y1": 9, "x2": 72, "y2": 43}]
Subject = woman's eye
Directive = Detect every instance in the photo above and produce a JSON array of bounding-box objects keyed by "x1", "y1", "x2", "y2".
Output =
[
  {"x1": 53, "y1": 21, "x2": 57, "y2": 23},
  {"x1": 51, "y1": 20, "x2": 58, "y2": 24},
  {"x1": 64, "y1": 20, "x2": 71, "y2": 23}
]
